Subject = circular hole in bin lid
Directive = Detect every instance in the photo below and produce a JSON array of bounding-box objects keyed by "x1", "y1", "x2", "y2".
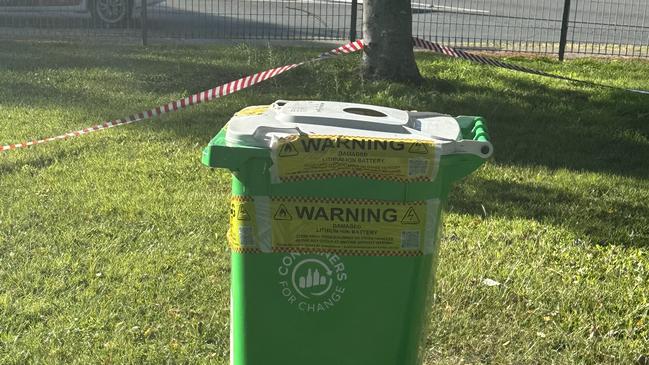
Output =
[{"x1": 343, "y1": 107, "x2": 387, "y2": 117}]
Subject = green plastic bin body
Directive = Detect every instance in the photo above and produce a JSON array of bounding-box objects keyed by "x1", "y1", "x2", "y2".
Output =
[{"x1": 202, "y1": 101, "x2": 491, "y2": 365}]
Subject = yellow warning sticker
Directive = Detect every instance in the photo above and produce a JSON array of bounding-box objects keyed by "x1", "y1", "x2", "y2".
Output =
[
  {"x1": 270, "y1": 198, "x2": 428, "y2": 252},
  {"x1": 229, "y1": 196, "x2": 437, "y2": 254},
  {"x1": 228, "y1": 197, "x2": 257, "y2": 250},
  {"x1": 270, "y1": 135, "x2": 439, "y2": 183},
  {"x1": 234, "y1": 105, "x2": 270, "y2": 117}
]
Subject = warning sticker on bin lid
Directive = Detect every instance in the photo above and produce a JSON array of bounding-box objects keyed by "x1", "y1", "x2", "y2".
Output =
[
  {"x1": 228, "y1": 196, "x2": 441, "y2": 256},
  {"x1": 269, "y1": 135, "x2": 440, "y2": 183}
]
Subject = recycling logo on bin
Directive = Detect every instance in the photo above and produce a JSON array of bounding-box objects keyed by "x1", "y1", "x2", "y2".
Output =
[{"x1": 278, "y1": 253, "x2": 347, "y2": 313}]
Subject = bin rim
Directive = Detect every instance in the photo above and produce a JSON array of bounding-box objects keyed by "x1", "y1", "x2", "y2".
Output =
[{"x1": 224, "y1": 100, "x2": 464, "y2": 149}]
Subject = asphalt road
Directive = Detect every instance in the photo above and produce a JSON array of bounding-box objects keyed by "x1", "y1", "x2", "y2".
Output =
[{"x1": 1, "y1": 0, "x2": 648, "y2": 50}]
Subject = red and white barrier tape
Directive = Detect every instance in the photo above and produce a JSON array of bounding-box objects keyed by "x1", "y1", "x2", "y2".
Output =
[
  {"x1": 412, "y1": 37, "x2": 649, "y2": 95},
  {"x1": 0, "y1": 40, "x2": 364, "y2": 152},
  {"x1": 3, "y1": 37, "x2": 647, "y2": 153},
  {"x1": 0, "y1": 64, "x2": 301, "y2": 152}
]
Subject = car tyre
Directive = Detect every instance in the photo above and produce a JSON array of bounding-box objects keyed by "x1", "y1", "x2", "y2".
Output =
[{"x1": 90, "y1": 0, "x2": 132, "y2": 28}]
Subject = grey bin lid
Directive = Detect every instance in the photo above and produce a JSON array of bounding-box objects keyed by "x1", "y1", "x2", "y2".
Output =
[{"x1": 225, "y1": 100, "x2": 464, "y2": 154}]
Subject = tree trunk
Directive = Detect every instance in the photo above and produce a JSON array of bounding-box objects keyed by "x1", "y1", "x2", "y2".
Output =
[{"x1": 362, "y1": 0, "x2": 422, "y2": 83}]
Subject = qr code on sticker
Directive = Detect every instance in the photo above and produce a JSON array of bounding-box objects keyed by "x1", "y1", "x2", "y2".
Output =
[
  {"x1": 400, "y1": 230, "x2": 420, "y2": 250},
  {"x1": 239, "y1": 226, "x2": 254, "y2": 247},
  {"x1": 408, "y1": 159, "x2": 428, "y2": 177}
]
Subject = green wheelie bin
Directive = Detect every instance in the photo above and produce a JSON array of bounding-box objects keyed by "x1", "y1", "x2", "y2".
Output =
[{"x1": 202, "y1": 100, "x2": 492, "y2": 365}]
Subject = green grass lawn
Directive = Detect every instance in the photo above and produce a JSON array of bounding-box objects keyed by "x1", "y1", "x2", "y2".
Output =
[{"x1": 1, "y1": 40, "x2": 648, "y2": 364}]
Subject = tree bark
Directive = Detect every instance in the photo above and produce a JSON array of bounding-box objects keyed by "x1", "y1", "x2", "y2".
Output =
[{"x1": 362, "y1": 0, "x2": 422, "y2": 83}]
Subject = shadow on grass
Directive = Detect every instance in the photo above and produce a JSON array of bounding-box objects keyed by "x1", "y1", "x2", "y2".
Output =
[
  {"x1": 0, "y1": 40, "x2": 311, "y2": 149},
  {"x1": 424, "y1": 72, "x2": 649, "y2": 179},
  {"x1": 416, "y1": 70, "x2": 648, "y2": 248},
  {"x1": 0, "y1": 146, "x2": 86, "y2": 175},
  {"x1": 448, "y1": 176, "x2": 648, "y2": 248},
  {"x1": 0, "y1": 44, "x2": 259, "y2": 105}
]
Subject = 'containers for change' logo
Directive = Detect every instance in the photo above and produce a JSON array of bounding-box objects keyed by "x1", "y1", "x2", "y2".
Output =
[{"x1": 278, "y1": 253, "x2": 347, "y2": 312}]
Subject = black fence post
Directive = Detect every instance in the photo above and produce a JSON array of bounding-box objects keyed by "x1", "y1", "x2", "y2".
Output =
[
  {"x1": 558, "y1": 0, "x2": 571, "y2": 61},
  {"x1": 141, "y1": 0, "x2": 148, "y2": 46},
  {"x1": 349, "y1": 0, "x2": 358, "y2": 41}
]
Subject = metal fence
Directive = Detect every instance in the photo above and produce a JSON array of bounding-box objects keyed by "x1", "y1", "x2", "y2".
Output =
[
  {"x1": 412, "y1": 0, "x2": 649, "y2": 58},
  {"x1": 1, "y1": 0, "x2": 648, "y2": 58}
]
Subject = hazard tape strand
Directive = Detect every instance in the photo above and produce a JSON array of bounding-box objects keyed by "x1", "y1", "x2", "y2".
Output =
[
  {"x1": 0, "y1": 40, "x2": 364, "y2": 153},
  {"x1": 411, "y1": 37, "x2": 649, "y2": 95},
  {"x1": 2, "y1": 37, "x2": 647, "y2": 153},
  {"x1": 0, "y1": 64, "x2": 297, "y2": 152}
]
